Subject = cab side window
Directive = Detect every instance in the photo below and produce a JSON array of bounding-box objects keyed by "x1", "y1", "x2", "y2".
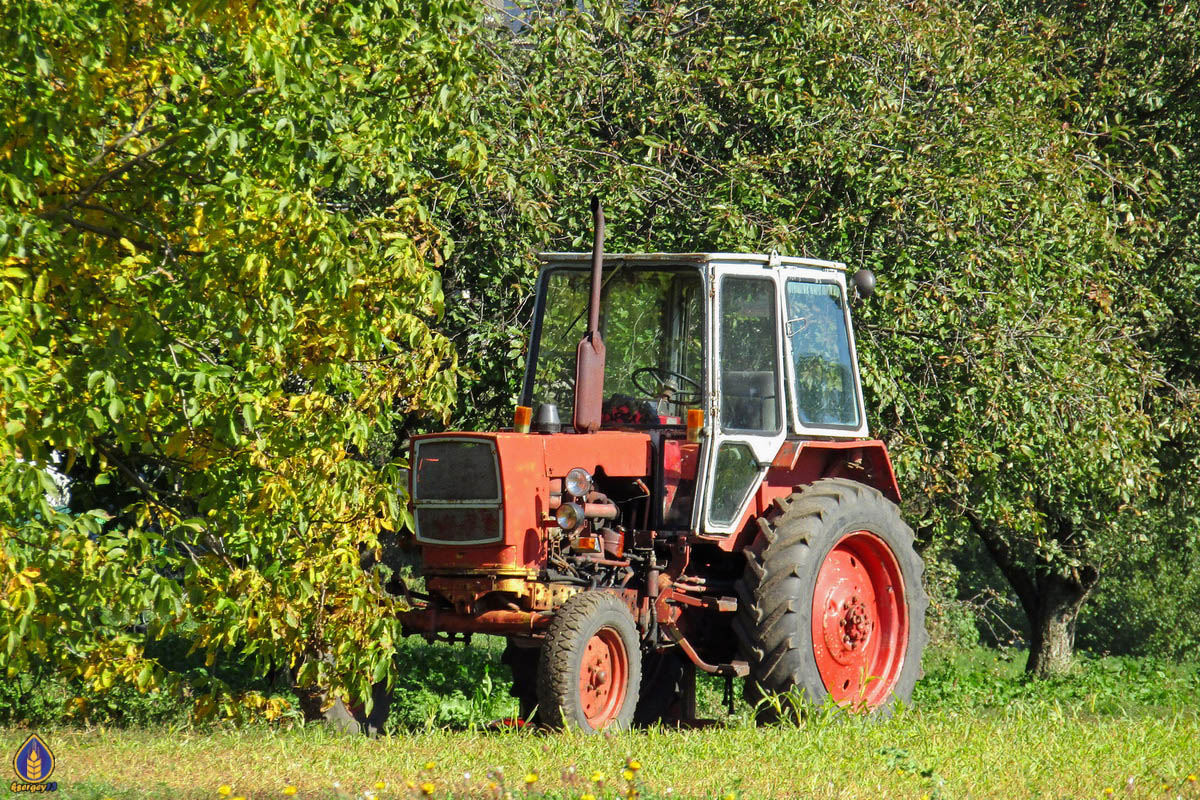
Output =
[{"x1": 785, "y1": 279, "x2": 859, "y2": 429}]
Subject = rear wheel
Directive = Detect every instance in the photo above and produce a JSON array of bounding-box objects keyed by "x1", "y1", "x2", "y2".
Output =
[
  {"x1": 537, "y1": 591, "x2": 641, "y2": 732},
  {"x1": 733, "y1": 478, "x2": 927, "y2": 718}
]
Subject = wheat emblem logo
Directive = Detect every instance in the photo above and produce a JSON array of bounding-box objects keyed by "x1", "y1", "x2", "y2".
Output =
[{"x1": 13, "y1": 733, "x2": 54, "y2": 785}]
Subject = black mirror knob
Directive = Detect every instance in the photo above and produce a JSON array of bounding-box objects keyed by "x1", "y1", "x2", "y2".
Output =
[{"x1": 851, "y1": 269, "x2": 876, "y2": 299}]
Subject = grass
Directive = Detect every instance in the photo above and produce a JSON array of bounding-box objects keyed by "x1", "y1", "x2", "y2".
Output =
[
  {"x1": 4, "y1": 646, "x2": 1199, "y2": 800},
  {"x1": 10, "y1": 710, "x2": 1200, "y2": 800}
]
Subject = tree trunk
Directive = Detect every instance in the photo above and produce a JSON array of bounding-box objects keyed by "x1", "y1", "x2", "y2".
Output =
[
  {"x1": 967, "y1": 513, "x2": 1100, "y2": 678},
  {"x1": 1025, "y1": 572, "x2": 1093, "y2": 677}
]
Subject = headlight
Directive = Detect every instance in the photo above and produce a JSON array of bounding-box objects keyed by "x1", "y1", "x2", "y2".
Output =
[
  {"x1": 564, "y1": 467, "x2": 593, "y2": 497},
  {"x1": 555, "y1": 502, "x2": 585, "y2": 530}
]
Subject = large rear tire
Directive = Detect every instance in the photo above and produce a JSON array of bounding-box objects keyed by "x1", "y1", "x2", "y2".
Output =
[
  {"x1": 537, "y1": 591, "x2": 641, "y2": 732},
  {"x1": 733, "y1": 478, "x2": 927, "y2": 718}
]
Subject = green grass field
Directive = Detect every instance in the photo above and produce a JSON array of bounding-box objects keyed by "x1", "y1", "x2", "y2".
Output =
[{"x1": 4, "y1": 647, "x2": 1198, "y2": 800}]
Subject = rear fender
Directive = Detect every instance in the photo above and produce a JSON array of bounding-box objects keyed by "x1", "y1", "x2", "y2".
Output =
[{"x1": 721, "y1": 439, "x2": 900, "y2": 552}]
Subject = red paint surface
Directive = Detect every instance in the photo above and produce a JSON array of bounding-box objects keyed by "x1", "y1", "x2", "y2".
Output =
[
  {"x1": 661, "y1": 440, "x2": 700, "y2": 520},
  {"x1": 580, "y1": 627, "x2": 630, "y2": 729},
  {"x1": 717, "y1": 440, "x2": 901, "y2": 551},
  {"x1": 811, "y1": 531, "x2": 909, "y2": 708}
]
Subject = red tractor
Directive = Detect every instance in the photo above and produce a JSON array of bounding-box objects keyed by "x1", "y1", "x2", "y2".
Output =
[{"x1": 400, "y1": 201, "x2": 927, "y2": 730}]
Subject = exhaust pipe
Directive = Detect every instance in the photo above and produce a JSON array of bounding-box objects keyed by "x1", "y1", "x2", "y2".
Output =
[{"x1": 573, "y1": 197, "x2": 606, "y2": 433}]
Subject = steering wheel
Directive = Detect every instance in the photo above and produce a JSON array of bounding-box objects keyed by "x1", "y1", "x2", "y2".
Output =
[{"x1": 631, "y1": 367, "x2": 702, "y2": 406}]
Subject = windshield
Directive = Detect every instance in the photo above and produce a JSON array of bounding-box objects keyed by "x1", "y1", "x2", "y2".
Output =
[{"x1": 526, "y1": 265, "x2": 705, "y2": 426}]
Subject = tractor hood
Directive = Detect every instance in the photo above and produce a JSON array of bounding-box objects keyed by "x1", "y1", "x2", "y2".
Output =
[{"x1": 409, "y1": 431, "x2": 652, "y2": 572}]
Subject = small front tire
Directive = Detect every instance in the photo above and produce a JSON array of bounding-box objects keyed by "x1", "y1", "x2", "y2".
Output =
[{"x1": 537, "y1": 591, "x2": 641, "y2": 732}]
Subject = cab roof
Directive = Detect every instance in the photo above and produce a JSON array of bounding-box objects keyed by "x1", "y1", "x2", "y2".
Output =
[{"x1": 538, "y1": 252, "x2": 848, "y2": 272}]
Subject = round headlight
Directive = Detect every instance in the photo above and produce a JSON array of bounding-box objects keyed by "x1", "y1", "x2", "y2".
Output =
[
  {"x1": 555, "y1": 502, "x2": 584, "y2": 530},
  {"x1": 564, "y1": 467, "x2": 593, "y2": 497}
]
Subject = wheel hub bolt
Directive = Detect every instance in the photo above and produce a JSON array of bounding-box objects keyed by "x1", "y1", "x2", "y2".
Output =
[{"x1": 839, "y1": 598, "x2": 873, "y2": 647}]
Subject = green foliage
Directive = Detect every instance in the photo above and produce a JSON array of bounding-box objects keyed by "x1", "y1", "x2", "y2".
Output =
[
  {"x1": 1077, "y1": 529, "x2": 1200, "y2": 662},
  {"x1": 915, "y1": 645, "x2": 1200, "y2": 715},
  {"x1": 0, "y1": 0, "x2": 477, "y2": 717},
  {"x1": 1016, "y1": 0, "x2": 1200, "y2": 664},
  {"x1": 2, "y1": 0, "x2": 1198, "y2": 723},
  {"x1": 0, "y1": 667, "x2": 192, "y2": 729},
  {"x1": 0, "y1": 628, "x2": 303, "y2": 727},
  {"x1": 385, "y1": 638, "x2": 514, "y2": 731}
]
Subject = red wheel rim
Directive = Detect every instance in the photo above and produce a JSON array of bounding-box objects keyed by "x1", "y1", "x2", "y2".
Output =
[
  {"x1": 811, "y1": 531, "x2": 908, "y2": 708},
  {"x1": 578, "y1": 627, "x2": 629, "y2": 729}
]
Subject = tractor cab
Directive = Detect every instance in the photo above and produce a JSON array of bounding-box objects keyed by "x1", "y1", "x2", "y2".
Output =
[{"x1": 522, "y1": 252, "x2": 869, "y2": 536}]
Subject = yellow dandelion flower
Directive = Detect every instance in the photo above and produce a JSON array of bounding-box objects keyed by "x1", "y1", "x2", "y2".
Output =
[
  {"x1": 424, "y1": 761, "x2": 437, "y2": 771},
  {"x1": 421, "y1": 781, "x2": 435, "y2": 795},
  {"x1": 591, "y1": 771, "x2": 605, "y2": 784},
  {"x1": 722, "y1": 793, "x2": 736, "y2": 800},
  {"x1": 524, "y1": 772, "x2": 538, "y2": 785},
  {"x1": 283, "y1": 788, "x2": 298, "y2": 797},
  {"x1": 623, "y1": 770, "x2": 635, "y2": 781},
  {"x1": 581, "y1": 795, "x2": 595, "y2": 800},
  {"x1": 1188, "y1": 775, "x2": 1197, "y2": 783},
  {"x1": 1104, "y1": 789, "x2": 1114, "y2": 796},
  {"x1": 218, "y1": 787, "x2": 232, "y2": 797},
  {"x1": 375, "y1": 781, "x2": 386, "y2": 790},
  {"x1": 627, "y1": 759, "x2": 641, "y2": 772}
]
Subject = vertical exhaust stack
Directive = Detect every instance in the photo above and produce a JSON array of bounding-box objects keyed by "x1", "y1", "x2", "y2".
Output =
[{"x1": 573, "y1": 197, "x2": 606, "y2": 433}]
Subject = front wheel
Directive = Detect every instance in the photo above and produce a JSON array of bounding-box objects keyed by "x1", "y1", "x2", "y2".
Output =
[
  {"x1": 733, "y1": 478, "x2": 928, "y2": 718},
  {"x1": 537, "y1": 591, "x2": 641, "y2": 732}
]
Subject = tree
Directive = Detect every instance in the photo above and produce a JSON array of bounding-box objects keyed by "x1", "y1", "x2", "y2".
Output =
[
  {"x1": 1002, "y1": 0, "x2": 1200, "y2": 662},
  {"x1": 432, "y1": 0, "x2": 1191, "y2": 675},
  {"x1": 0, "y1": 0, "x2": 476, "y2": 716}
]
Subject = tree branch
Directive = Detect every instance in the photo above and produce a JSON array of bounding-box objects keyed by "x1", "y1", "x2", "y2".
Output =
[
  {"x1": 966, "y1": 510, "x2": 1039, "y2": 623},
  {"x1": 48, "y1": 213, "x2": 203, "y2": 258}
]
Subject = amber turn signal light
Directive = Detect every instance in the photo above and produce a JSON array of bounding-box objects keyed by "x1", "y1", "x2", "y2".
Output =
[
  {"x1": 572, "y1": 535, "x2": 601, "y2": 553},
  {"x1": 514, "y1": 405, "x2": 532, "y2": 433},
  {"x1": 686, "y1": 408, "x2": 704, "y2": 443}
]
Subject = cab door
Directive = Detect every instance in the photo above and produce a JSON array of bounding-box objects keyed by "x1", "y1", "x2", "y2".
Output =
[{"x1": 696, "y1": 264, "x2": 787, "y2": 535}]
